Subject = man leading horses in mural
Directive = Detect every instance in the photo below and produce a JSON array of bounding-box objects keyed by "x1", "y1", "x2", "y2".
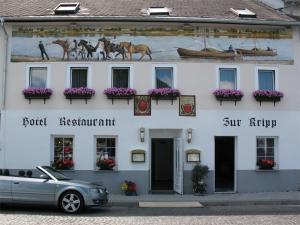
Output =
[{"x1": 38, "y1": 40, "x2": 49, "y2": 60}]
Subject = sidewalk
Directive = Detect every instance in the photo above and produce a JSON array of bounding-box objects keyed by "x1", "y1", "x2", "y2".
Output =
[{"x1": 110, "y1": 191, "x2": 300, "y2": 206}]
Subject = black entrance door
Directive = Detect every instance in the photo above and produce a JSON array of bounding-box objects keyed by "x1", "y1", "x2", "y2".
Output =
[
  {"x1": 215, "y1": 137, "x2": 235, "y2": 192},
  {"x1": 151, "y1": 138, "x2": 173, "y2": 191}
]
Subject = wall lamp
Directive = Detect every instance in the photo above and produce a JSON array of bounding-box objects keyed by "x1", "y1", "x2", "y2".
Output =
[
  {"x1": 140, "y1": 127, "x2": 145, "y2": 142},
  {"x1": 187, "y1": 128, "x2": 192, "y2": 143}
]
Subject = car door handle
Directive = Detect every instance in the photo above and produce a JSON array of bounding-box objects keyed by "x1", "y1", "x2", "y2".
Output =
[{"x1": 13, "y1": 182, "x2": 19, "y2": 184}]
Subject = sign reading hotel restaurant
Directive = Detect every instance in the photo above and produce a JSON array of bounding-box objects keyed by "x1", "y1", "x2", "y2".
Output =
[
  {"x1": 22, "y1": 117, "x2": 116, "y2": 128},
  {"x1": 223, "y1": 117, "x2": 277, "y2": 128}
]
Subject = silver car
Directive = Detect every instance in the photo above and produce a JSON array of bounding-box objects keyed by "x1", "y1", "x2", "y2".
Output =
[{"x1": 0, "y1": 166, "x2": 108, "y2": 213}]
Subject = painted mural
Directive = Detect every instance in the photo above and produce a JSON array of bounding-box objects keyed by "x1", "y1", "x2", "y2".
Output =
[{"x1": 11, "y1": 25, "x2": 294, "y2": 62}]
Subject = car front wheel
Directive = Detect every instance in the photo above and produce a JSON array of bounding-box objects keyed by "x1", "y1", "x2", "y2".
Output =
[{"x1": 60, "y1": 191, "x2": 84, "y2": 213}]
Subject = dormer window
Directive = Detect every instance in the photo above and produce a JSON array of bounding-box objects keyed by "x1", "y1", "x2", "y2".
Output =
[
  {"x1": 147, "y1": 7, "x2": 170, "y2": 16},
  {"x1": 54, "y1": 3, "x2": 80, "y2": 14},
  {"x1": 230, "y1": 8, "x2": 256, "y2": 18}
]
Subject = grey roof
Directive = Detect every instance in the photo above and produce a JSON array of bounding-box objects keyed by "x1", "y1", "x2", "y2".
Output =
[{"x1": 0, "y1": 0, "x2": 295, "y2": 23}]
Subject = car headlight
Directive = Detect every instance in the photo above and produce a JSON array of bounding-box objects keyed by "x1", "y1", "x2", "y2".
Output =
[{"x1": 90, "y1": 188, "x2": 100, "y2": 193}]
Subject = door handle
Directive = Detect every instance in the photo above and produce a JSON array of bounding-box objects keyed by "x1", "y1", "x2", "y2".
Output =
[{"x1": 13, "y1": 182, "x2": 19, "y2": 184}]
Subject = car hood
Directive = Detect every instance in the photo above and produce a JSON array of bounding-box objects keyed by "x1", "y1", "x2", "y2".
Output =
[{"x1": 60, "y1": 179, "x2": 105, "y2": 189}]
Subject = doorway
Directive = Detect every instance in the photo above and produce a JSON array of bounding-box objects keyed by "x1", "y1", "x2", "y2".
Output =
[
  {"x1": 151, "y1": 138, "x2": 174, "y2": 191},
  {"x1": 215, "y1": 137, "x2": 235, "y2": 192}
]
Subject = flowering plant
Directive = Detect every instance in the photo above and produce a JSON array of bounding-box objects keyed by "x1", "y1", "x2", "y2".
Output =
[
  {"x1": 257, "y1": 159, "x2": 276, "y2": 170},
  {"x1": 52, "y1": 159, "x2": 74, "y2": 170},
  {"x1": 96, "y1": 158, "x2": 115, "y2": 170},
  {"x1": 104, "y1": 88, "x2": 136, "y2": 97},
  {"x1": 213, "y1": 89, "x2": 244, "y2": 99},
  {"x1": 253, "y1": 90, "x2": 284, "y2": 99},
  {"x1": 121, "y1": 180, "x2": 137, "y2": 195},
  {"x1": 148, "y1": 88, "x2": 181, "y2": 97},
  {"x1": 64, "y1": 87, "x2": 95, "y2": 98},
  {"x1": 23, "y1": 88, "x2": 53, "y2": 97}
]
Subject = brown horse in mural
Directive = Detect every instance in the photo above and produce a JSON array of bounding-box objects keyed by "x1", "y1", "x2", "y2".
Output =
[
  {"x1": 119, "y1": 42, "x2": 152, "y2": 61},
  {"x1": 99, "y1": 37, "x2": 126, "y2": 60},
  {"x1": 52, "y1": 39, "x2": 71, "y2": 60}
]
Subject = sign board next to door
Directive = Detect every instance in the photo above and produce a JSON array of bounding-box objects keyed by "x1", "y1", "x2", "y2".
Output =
[
  {"x1": 186, "y1": 149, "x2": 201, "y2": 162},
  {"x1": 223, "y1": 117, "x2": 277, "y2": 128},
  {"x1": 131, "y1": 149, "x2": 146, "y2": 163}
]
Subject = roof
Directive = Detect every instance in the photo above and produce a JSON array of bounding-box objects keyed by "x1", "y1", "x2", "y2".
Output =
[{"x1": 0, "y1": 0, "x2": 296, "y2": 24}]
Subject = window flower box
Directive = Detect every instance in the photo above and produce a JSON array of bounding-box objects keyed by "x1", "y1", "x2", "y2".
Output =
[
  {"x1": 257, "y1": 159, "x2": 276, "y2": 170},
  {"x1": 23, "y1": 88, "x2": 53, "y2": 104},
  {"x1": 213, "y1": 89, "x2": 243, "y2": 106},
  {"x1": 148, "y1": 88, "x2": 181, "y2": 104},
  {"x1": 64, "y1": 87, "x2": 95, "y2": 104},
  {"x1": 52, "y1": 159, "x2": 74, "y2": 170},
  {"x1": 96, "y1": 158, "x2": 115, "y2": 170},
  {"x1": 253, "y1": 90, "x2": 283, "y2": 106},
  {"x1": 104, "y1": 88, "x2": 136, "y2": 104}
]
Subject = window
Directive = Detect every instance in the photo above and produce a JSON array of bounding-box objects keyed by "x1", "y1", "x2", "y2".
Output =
[
  {"x1": 112, "y1": 67, "x2": 129, "y2": 88},
  {"x1": 29, "y1": 67, "x2": 47, "y2": 88},
  {"x1": 155, "y1": 67, "x2": 174, "y2": 88},
  {"x1": 53, "y1": 137, "x2": 74, "y2": 170},
  {"x1": 71, "y1": 67, "x2": 88, "y2": 88},
  {"x1": 258, "y1": 70, "x2": 275, "y2": 90},
  {"x1": 219, "y1": 68, "x2": 237, "y2": 89},
  {"x1": 256, "y1": 137, "x2": 277, "y2": 168},
  {"x1": 147, "y1": 7, "x2": 170, "y2": 16},
  {"x1": 54, "y1": 3, "x2": 80, "y2": 14},
  {"x1": 96, "y1": 137, "x2": 116, "y2": 170}
]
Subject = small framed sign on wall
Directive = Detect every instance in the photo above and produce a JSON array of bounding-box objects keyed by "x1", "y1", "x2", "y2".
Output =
[
  {"x1": 179, "y1": 95, "x2": 196, "y2": 116},
  {"x1": 186, "y1": 149, "x2": 201, "y2": 162},
  {"x1": 131, "y1": 149, "x2": 146, "y2": 162}
]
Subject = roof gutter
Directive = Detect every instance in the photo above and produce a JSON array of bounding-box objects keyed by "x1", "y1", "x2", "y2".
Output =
[{"x1": 3, "y1": 15, "x2": 300, "y2": 26}]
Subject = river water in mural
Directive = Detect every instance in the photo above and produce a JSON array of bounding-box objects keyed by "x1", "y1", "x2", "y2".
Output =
[{"x1": 11, "y1": 26, "x2": 294, "y2": 62}]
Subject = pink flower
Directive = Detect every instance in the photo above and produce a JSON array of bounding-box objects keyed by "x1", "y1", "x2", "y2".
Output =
[
  {"x1": 104, "y1": 88, "x2": 136, "y2": 96},
  {"x1": 213, "y1": 89, "x2": 243, "y2": 98},
  {"x1": 148, "y1": 88, "x2": 181, "y2": 97}
]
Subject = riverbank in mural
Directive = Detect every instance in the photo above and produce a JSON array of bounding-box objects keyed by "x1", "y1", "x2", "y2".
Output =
[{"x1": 11, "y1": 25, "x2": 294, "y2": 62}]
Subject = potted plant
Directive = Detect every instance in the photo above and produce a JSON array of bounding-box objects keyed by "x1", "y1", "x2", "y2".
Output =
[
  {"x1": 253, "y1": 90, "x2": 283, "y2": 106},
  {"x1": 213, "y1": 89, "x2": 243, "y2": 105},
  {"x1": 104, "y1": 87, "x2": 136, "y2": 104},
  {"x1": 96, "y1": 158, "x2": 115, "y2": 170},
  {"x1": 121, "y1": 180, "x2": 137, "y2": 196},
  {"x1": 64, "y1": 87, "x2": 95, "y2": 103},
  {"x1": 148, "y1": 88, "x2": 181, "y2": 104},
  {"x1": 192, "y1": 163, "x2": 209, "y2": 194},
  {"x1": 257, "y1": 159, "x2": 276, "y2": 170},
  {"x1": 52, "y1": 159, "x2": 74, "y2": 170},
  {"x1": 23, "y1": 88, "x2": 53, "y2": 103}
]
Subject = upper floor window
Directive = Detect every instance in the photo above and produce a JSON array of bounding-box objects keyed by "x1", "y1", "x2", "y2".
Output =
[
  {"x1": 112, "y1": 67, "x2": 130, "y2": 88},
  {"x1": 71, "y1": 67, "x2": 88, "y2": 88},
  {"x1": 258, "y1": 70, "x2": 275, "y2": 90},
  {"x1": 155, "y1": 67, "x2": 174, "y2": 88},
  {"x1": 219, "y1": 68, "x2": 237, "y2": 89},
  {"x1": 29, "y1": 67, "x2": 48, "y2": 88}
]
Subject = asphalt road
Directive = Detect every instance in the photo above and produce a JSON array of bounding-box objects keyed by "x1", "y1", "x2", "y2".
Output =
[{"x1": 0, "y1": 203, "x2": 299, "y2": 225}]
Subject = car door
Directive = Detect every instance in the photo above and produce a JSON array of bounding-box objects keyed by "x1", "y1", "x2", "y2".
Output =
[
  {"x1": 12, "y1": 176, "x2": 57, "y2": 204},
  {"x1": 0, "y1": 176, "x2": 12, "y2": 203}
]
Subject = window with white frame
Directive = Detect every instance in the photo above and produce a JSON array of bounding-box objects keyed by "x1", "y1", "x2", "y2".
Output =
[
  {"x1": 155, "y1": 67, "x2": 174, "y2": 88},
  {"x1": 111, "y1": 67, "x2": 130, "y2": 88},
  {"x1": 258, "y1": 70, "x2": 275, "y2": 90},
  {"x1": 28, "y1": 67, "x2": 48, "y2": 88},
  {"x1": 219, "y1": 68, "x2": 237, "y2": 89},
  {"x1": 70, "y1": 67, "x2": 88, "y2": 88},
  {"x1": 52, "y1": 137, "x2": 74, "y2": 170},
  {"x1": 256, "y1": 137, "x2": 277, "y2": 169},
  {"x1": 96, "y1": 137, "x2": 116, "y2": 170}
]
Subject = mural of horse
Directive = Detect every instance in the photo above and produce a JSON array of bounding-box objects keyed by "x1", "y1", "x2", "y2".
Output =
[
  {"x1": 78, "y1": 39, "x2": 105, "y2": 60},
  {"x1": 99, "y1": 37, "x2": 126, "y2": 60},
  {"x1": 52, "y1": 39, "x2": 71, "y2": 60},
  {"x1": 120, "y1": 42, "x2": 152, "y2": 61}
]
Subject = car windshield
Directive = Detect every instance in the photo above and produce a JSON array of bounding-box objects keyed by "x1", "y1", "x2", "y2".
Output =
[{"x1": 41, "y1": 166, "x2": 71, "y2": 180}]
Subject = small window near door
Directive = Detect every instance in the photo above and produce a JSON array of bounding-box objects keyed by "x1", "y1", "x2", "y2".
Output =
[
  {"x1": 155, "y1": 67, "x2": 174, "y2": 88},
  {"x1": 256, "y1": 137, "x2": 277, "y2": 170},
  {"x1": 112, "y1": 67, "x2": 130, "y2": 88},
  {"x1": 258, "y1": 70, "x2": 275, "y2": 90},
  {"x1": 219, "y1": 68, "x2": 237, "y2": 89},
  {"x1": 29, "y1": 67, "x2": 48, "y2": 88},
  {"x1": 52, "y1": 137, "x2": 74, "y2": 170},
  {"x1": 70, "y1": 67, "x2": 88, "y2": 88},
  {"x1": 96, "y1": 137, "x2": 116, "y2": 170}
]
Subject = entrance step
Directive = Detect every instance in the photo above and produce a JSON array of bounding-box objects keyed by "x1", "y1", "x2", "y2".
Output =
[{"x1": 139, "y1": 201, "x2": 203, "y2": 208}]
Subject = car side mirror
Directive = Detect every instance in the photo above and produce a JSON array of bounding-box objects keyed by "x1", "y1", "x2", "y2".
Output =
[{"x1": 40, "y1": 174, "x2": 50, "y2": 180}]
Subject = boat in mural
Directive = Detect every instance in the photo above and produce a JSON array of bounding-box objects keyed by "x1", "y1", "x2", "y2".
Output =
[
  {"x1": 177, "y1": 47, "x2": 236, "y2": 59},
  {"x1": 235, "y1": 47, "x2": 277, "y2": 56}
]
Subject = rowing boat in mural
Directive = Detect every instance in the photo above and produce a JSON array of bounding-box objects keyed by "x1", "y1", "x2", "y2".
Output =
[
  {"x1": 177, "y1": 47, "x2": 236, "y2": 59},
  {"x1": 235, "y1": 47, "x2": 277, "y2": 56}
]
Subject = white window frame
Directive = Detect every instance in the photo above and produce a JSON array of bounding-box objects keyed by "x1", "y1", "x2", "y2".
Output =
[
  {"x1": 25, "y1": 64, "x2": 51, "y2": 88},
  {"x1": 216, "y1": 65, "x2": 240, "y2": 90},
  {"x1": 152, "y1": 64, "x2": 177, "y2": 89},
  {"x1": 108, "y1": 64, "x2": 134, "y2": 88},
  {"x1": 51, "y1": 135, "x2": 75, "y2": 169},
  {"x1": 94, "y1": 135, "x2": 118, "y2": 171},
  {"x1": 255, "y1": 66, "x2": 279, "y2": 90},
  {"x1": 67, "y1": 64, "x2": 92, "y2": 88},
  {"x1": 256, "y1": 136, "x2": 278, "y2": 170}
]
